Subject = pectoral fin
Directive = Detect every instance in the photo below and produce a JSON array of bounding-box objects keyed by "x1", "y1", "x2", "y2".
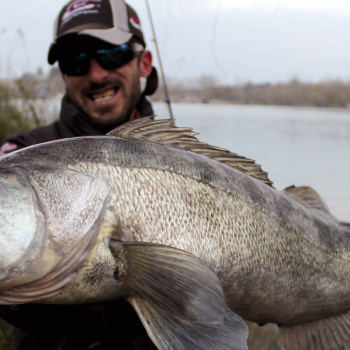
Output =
[
  {"x1": 109, "y1": 240, "x2": 248, "y2": 350},
  {"x1": 280, "y1": 312, "x2": 350, "y2": 350}
]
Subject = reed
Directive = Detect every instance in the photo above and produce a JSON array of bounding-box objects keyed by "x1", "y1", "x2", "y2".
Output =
[{"x1": 0, "y1": 81, "x2": 49, "y2": 146}]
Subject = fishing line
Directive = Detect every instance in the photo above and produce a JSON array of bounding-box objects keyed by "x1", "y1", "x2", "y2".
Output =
[
  {"x1": 211, "y1": 0, "x2": 227, "y2": 80},
  {"x1": 266, "y1": 0, "x2": 282, "y2": 21},
  {"x1": 178, "y1": 0, "x2": 194, "y2": 23},
  {"x1": 17, "y1": 28, "x2": 31, "y2": 73},
  {"x1": 171, "y1": 21, "x2": 204, "y2": 76},
  {"x1": 159, "y1": 0, "x2": 172, "y2": 57},
  {"x1": 164, "y1": 0, "x2": 205, "y2": 77},
  {"x1": 174, "y1": 0, "x2": 205, "y2": 77},
  {"x1": 0, "y1": 29, "x2": 7, "y2": 77},
  {"x1": 145, "y1": 0, "x2": 174, "y2": 121}
]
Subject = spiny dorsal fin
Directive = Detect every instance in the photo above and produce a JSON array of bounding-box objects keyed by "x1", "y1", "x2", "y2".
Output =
[{"x1": 107, "y1": 116, "x2": 273, "y2": 187}]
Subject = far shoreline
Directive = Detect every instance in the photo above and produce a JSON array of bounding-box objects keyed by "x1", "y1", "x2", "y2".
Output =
[{"x1": 151, "y1": 100, "x2": 350, "y2": 112}]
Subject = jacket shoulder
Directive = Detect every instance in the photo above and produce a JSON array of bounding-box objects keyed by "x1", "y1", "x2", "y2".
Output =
[{"x1": 4, "y1": 121, "x2": 72, "y2": 150}]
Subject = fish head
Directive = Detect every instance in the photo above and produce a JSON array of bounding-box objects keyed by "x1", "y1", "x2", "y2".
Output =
[
  {"x1": 0, "y1": 167, "x2": 58, "y2": 290},
  {"x1": 0, "y1": 154, "x2": 110, "y2": 302}
]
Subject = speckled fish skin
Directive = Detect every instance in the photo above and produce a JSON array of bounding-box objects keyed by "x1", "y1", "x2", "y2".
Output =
[{"x1": 0, "y1": 135, "x2": 350, "y2": 327}]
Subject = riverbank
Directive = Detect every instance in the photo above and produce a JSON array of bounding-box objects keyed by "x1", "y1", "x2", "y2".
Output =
[
  {"x1": 152, "y1": 77, "x2": 350, "y2": 109},
  {"x1": 152, "y1": 99, "x2": 350, "y2": 113},
  {"x1": 3, "y1": 73, "x2": 350, "y2": 109}
]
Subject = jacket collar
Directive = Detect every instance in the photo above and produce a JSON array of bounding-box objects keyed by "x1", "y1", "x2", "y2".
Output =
[{"x1": 59, "y1": 94, "x2": 154, "y2": 136}]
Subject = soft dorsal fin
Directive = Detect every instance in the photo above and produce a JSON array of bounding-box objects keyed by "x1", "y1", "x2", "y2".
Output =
[
  {"x1": 283, "y1": 185, "x2": 332, "y2": 214},
  {"x1": 107, "y1": 116, "x2": 273, "y2": 187},
  {"x1": 284, "y1": 185, "x2": 350, "y2": 228}
]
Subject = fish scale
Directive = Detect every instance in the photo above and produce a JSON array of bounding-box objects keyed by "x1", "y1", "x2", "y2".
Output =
[
  {"x1": 51, "y1": 147, "x2": 350, "y2": 323},
  {"x1": 0, "y1": 118, "x2": 350, "y2": 349}
]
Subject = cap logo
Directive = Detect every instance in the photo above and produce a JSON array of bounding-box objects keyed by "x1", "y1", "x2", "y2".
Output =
[
  {"x1": 130, "y1": 17, "x2": 141, "y2": 30},
  {"x1": 61, "y1": 0, "x2": 102, "y2": 26}
]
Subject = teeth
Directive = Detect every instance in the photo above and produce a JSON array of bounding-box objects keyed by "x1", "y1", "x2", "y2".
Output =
[{"x1": 91, "y1": 89, "x2": 116, "y2": 102}]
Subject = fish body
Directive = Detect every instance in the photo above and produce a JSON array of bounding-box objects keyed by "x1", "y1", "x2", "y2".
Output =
[{"x1": 0, "y1": 120, "x2": 350, "y2": 349}]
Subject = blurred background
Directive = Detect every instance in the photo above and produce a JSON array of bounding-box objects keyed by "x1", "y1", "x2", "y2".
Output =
[
  {"x1": 1, "y1": 1, "x2": 350, "y2": 349},
  {"x1": 2, "y1": 0, "x2": 350, "y2": 83}
]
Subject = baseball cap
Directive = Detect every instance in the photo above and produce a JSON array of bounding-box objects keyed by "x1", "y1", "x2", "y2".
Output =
[{"x1": 48, "y1": 0, "x2": 145, "y2": 64}]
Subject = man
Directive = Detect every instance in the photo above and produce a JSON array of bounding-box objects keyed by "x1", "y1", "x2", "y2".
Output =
[{"x1": 0, "y1": 0, "x2": 158, "y2": 349}]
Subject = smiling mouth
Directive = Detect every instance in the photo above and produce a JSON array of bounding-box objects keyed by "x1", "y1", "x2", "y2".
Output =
[{"x1": 88, "y1": 88, "x2": 118, "y2": 102}]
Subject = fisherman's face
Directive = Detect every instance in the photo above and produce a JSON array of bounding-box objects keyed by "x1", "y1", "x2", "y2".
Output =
[{"x1": 61, "y1": 38, "x2": 152, "y2": 125}]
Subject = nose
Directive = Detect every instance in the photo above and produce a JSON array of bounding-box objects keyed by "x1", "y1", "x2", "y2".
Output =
[{"x1": 87, "y1": 58, "x2": 109, "y2": 83}]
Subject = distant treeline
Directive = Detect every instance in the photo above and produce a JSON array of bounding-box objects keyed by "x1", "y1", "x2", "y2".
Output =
[
  {"x1": 3, "y1": 71, "x2": 350, "y2": 109},
  {"x1": 152, "y1": 77, "x2": 350, "y2": 108}
]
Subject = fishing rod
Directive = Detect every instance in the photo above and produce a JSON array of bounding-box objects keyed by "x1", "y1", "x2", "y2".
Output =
[{"x1": 145, "y1": 0, "x2": 174, "y2": 123}]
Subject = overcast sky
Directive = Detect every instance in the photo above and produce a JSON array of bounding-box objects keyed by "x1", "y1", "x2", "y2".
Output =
[{"x1": 1, "y1": 0, "x2": 350, "y2": 83}]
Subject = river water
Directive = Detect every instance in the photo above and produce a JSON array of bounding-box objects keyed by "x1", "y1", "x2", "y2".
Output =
[{"x1": 153, "y1": 102, "x2": 350, "y2": 222}]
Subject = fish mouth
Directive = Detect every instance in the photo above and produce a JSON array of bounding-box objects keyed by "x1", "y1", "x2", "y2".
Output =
[{"x1": 87, "y1": 87, "x2": 119, "y2": 103}]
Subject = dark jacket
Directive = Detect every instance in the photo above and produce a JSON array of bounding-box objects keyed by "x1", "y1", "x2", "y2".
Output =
[
  {"x1": 0, "y1": 94, "x2": 157, "y2": 350},
  {"x1": 6, "y1": 94, "x2": 154, "y2": 148}
]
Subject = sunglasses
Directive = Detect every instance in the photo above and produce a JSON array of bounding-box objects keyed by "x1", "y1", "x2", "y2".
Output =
[{"x1": 58, "y1": 43, "x2": 143, "y2": 76}]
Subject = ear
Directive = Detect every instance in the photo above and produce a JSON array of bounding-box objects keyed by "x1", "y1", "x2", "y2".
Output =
[
  {"x1": 139, "y1": 50, "x2": 153, "y2": 78},
  {"x1": 61, "y1": 73, "x2": 69, "y2": 87}
]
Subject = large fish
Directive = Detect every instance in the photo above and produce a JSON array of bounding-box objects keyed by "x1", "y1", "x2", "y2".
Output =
[{"x1": 0, "y1": 117, "x2": 349, "y2": 350}]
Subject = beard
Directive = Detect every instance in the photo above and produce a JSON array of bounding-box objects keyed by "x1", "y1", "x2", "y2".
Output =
[
  {"x1": 66, "y1": 66, "x2": 142, "y2": 127},
  {"x1": 90, "y1": 74, "x2": 141, "y2": 126}
]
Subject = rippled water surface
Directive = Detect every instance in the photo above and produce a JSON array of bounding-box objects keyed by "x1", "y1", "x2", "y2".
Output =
[{"x1": 154, "y1": 102, "x2": 350, "y2": 221}]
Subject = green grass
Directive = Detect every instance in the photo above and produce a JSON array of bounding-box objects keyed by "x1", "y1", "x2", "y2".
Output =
[
  {"x1": 0, "y1": 319, "x2": 12, "y2": 350},
  {"x1": 0, "y1": 81, "x2": 52, "y2": 146}
]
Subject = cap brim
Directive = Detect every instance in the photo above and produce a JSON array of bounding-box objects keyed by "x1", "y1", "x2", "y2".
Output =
[
  {"x1": 80, "y1": 27, "x2": 133, "y2": 46},
  {"x1": 48, "y1": 42, "x2": 60, "y2": 65},
  {"x1": 48, "y1": 25, "x2": 133, "y2": 65}
]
